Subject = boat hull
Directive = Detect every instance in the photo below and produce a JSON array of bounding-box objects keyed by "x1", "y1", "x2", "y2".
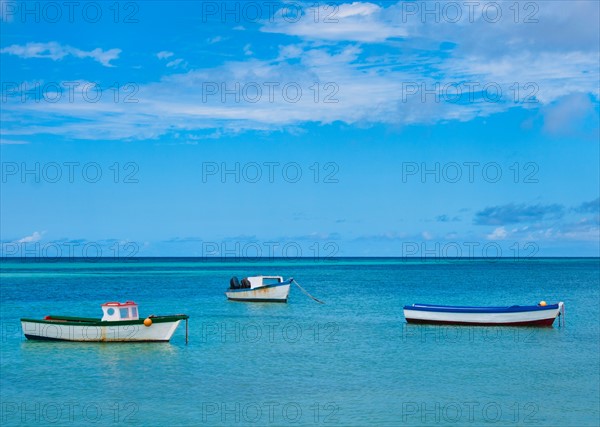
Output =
[
  {"x1": 225, "y1": 283, "x2": 291, "y2": 303},
  {"x1": 403, "y1": 303, "x2": 563, "y2": 327},
  {"x1": 20, "y1": 315, "x2": 187, "y2": 342}
]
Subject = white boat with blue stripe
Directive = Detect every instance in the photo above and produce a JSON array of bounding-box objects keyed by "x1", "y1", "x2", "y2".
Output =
[
  {"x1": 226, "y1": 276, "x2": 292, "y2": 303},
  {"x1": 403, "y1": 302, "x2": 565, "y2": 326}
]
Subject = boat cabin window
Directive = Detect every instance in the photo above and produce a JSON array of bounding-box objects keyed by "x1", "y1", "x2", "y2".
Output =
[
  {"x1": 262, "y1": 277, "x2": 282, "y2": 285},
  {"x1": 120, "y1": 308, "x2": 129, "y2": 318},
  {"x1": 107, "y1": 308, "x2": 115, "y2": 316},
  {"x1": 131, "y1": 307, "x2": 138, "y2": 318}
]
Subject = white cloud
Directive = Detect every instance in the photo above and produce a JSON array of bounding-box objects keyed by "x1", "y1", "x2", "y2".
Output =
[
  {"x1": 261, "y1": 2, "x2": 407, "y2": 42},
  {"x1": 157, "y1": 51, "x2": 174, "y2": 59},
  {"x1": 542, "y1": 93, "x2": 598, "y2": 136},
  {"x1": 509, "y1": 221, "x2": 600, "y2": 243},
  {"x1": 336, "y1": 2, "x2": 380, "y2": 18},
  {"x1": 441, "y1": 52, "x2": 599, "y2": 104},
  {"x1": 0, "y1": 138, "x2": 29, "y2": 144},
  {"x1": 158, "y1": 51, "x2": 186, "y2": 69},
  {"x1": 428, "y1": 1, "x2": 600, "y2": 55},
  {"x1": 487, "y1": 227, "x2": 508, "y2": 240},
  {"x1": 0, "y1": 42, "x2": 121, "y2": 67},
  {"x1": 207, "y1": 36, "x2": 223, "y2": 44},
  {"x1": 1, "y1": 39, "x2": 597, "y2": 141},
  {"x1": 17, "y1": 231, "x2": 44, "y2": 243},
  {"x1": 0, "y1": 1, "x2": 597, "y2": 140},
  {"x1": 166, "y1": 58, "x2": 185, "y2": 68}
]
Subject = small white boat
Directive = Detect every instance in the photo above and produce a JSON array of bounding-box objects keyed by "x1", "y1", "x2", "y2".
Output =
[
  {"x1": 403, "y1": 302, "x2": 565, "y2": 327},
  {"x1": 225, "y1": 276, "x2": 292, "y2": 303},
  {"x1": 21, "y1": 301, "x2": 189, "y2": 342}
]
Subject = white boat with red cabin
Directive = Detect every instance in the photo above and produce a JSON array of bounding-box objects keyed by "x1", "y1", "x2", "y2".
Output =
[
  {"x1": 21, "y1": 301, "x2": 189, "y2": 342},
  {"x1": 403, "y1": 302, "x2": 565, "y2": 327}
]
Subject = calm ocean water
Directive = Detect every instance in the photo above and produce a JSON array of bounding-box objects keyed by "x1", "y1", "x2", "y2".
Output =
[{"x1": 1, "y1": 258, "x2": 598, "y2": 426}]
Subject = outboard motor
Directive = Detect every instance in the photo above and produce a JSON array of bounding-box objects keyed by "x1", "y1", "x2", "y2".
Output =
[
  {"x1": 230, "y1": 276, "x2": 241, "y2": 289},
  {"x1": 241, "y1": 278, "x2": 251, "y2": 288}
]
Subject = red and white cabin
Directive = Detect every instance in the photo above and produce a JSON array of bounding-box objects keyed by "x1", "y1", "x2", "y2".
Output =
[{"x1": 101, "y1": 301, "x2": 139, "y2": 321}]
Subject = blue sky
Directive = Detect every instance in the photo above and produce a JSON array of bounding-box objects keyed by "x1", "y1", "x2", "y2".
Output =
[{"x1": 1, "y1": 1, "x2": 599, "y2": 257}]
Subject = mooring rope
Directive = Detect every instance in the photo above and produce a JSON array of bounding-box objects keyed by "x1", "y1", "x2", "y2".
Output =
[{"x1": 292, "y1": 279, "x2": 325, "y2": 304}]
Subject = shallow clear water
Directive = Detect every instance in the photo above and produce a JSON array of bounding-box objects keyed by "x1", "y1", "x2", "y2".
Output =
[{"x1": 1, "y1": 258, "x2": 598, "y2": 426}]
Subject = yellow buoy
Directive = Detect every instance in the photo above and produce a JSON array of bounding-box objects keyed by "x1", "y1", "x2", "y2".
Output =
[
  {"x1": 539, "y1": 301, "x2": 547, "y2": 306},
  {"x1": 143, "y1": 318, "x2": 152, "y2": 327}
]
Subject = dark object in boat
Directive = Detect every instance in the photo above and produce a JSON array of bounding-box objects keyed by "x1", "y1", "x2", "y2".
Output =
[{"x1": 229, "y1": 276, "x2": 240, "y2": 289}]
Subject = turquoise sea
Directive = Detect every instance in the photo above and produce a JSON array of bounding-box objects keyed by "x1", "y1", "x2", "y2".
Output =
[{"x1": 1, "y1": 258, "x2": 599, "y2": 426}]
